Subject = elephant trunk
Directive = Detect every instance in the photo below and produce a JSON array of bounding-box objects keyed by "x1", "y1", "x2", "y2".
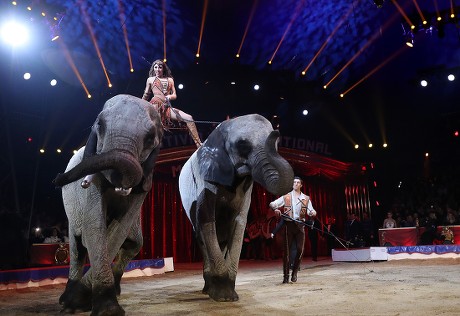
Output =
[
  {"x1": 53, "y1": 150, "x2": 143, "y2": 189},
  {"x1": 251, "y1": 130, "x2": 294, "y2": 196}
]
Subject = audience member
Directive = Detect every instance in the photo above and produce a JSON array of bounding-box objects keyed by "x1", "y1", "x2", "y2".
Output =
[
  {"x1": 419, "y1": 211, "x2": 440, "y2": 245},
  {"x1": 43, "y1": 227, "x2": 62, "y2": 244},
  {"x1": 382, "y1": 212, "x2": 397, "y2": 228},
  {"x1": 360, "y1": 212, "x2": 375, "y2": 246},
  {"x1": 443, "y1": 210, "x2": 457, "y2": 226},
  {"x1": 345, "y1": 213, "x2": 361, "y2": 248}
]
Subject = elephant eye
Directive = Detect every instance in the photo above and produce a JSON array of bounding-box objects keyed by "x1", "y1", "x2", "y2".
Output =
[{"x1": 235, "y1": 139, "x2": 252, "y2": 159}]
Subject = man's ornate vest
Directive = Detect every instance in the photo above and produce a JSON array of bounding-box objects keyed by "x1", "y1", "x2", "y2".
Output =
[{"x1": 283, "y1": 193, "x2": 309, "y2": 221}]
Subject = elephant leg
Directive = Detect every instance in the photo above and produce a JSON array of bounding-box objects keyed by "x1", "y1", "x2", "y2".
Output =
[
  {"x1": 221, "y1": 211, "x2": 247, "y2": 299},
  {"x1": 224, "y1": 187, "x2": 252, "y2": 286},
  {"x1": 60, "y1": 183, "x2": 93, "y2": 313},
  {"x1": 198, "y1": 189, "x2": 239, "y2": 302},
  {"x1": 80, "y1": 200, "x2": 144, "y2": 314},
  {"x1": 112, "y1": 217, "x2": 143, "y2": 296},
  {"x1": 80, "y1": 209, "x2": 124, "y2": 316},
  {"x1": 194, "y1": 231, "x2": 211, "y2": 294},
  {"x1": 200, "y1": 222, "x2": 238, "y2": 302},
  {"x1": 60, "y1": 230, "x2": 92, "y2": 313}
]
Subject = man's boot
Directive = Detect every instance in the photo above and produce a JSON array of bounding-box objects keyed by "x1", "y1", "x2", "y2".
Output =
[
  {"x1": 291, "y1": 260, "x2": 300, "y2": 282},
  {"x1": 283, "y1": 264, "x2": 290, "y2": 284},
  {"x1": 186, "y1": 122, "x2": 202, "y2": 148}
]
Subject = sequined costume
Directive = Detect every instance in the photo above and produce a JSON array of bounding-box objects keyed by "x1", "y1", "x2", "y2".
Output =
[{"x1": 142, "y1": 76, "x2": 174, "y2": 128}]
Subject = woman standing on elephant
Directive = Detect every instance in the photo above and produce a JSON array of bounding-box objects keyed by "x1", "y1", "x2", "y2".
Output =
[{"x1": 142, "y1": 59, "x2": 201, "y2": 148}]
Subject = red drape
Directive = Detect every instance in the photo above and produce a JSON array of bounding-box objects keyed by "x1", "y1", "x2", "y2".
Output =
[{"x1": 139, "y1": 177, "x2": 196, "y2": 262}]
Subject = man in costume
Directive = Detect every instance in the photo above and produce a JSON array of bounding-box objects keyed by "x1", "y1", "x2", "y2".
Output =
[{"x1": 269, "y1": 176, "x2": 316, "y2": 283}]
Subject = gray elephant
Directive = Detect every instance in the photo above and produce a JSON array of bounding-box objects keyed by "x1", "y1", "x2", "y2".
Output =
[
  {"x1": 178, "y1": 114, "x2": 294, "y2": 301},
  {"x1": 53, "y1": 94, "x2": 163, "y2": 315}
]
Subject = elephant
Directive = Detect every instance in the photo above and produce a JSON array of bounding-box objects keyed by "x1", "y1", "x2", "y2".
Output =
[
  {"x1": 178, "y1": 114, "x2": 294, "y2": 302},
  {"x1": 53, "y1": 94, "x2": 163, "y2": 315}
]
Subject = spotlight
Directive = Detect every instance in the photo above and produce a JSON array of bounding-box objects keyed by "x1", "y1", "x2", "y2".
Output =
[
  {"x1": 447, "y1": 74, "x2": 455, "y2": 81},
  {"x1": 1, "y1": 21, "x2": 30, "y2": 46},
  {"x1": 302, "y1": 109, "x2": 308, "y2": 116},
  {"x1": 405, "y1": 32, "x2": 414, "y2": 47},
  {"x1": 354, "y1": 144, "x2": 359, "y2": 149},
  {"x1": 23, "y1": 72, "x2": 31, "y2": 80},
  {"x1": 401, "y1": 23, "x2": 415, "y2": 47},
  {"x1": 253, "y1": 84, "x2": 260, "y2": 91},
  {"x1": 420, "y1": 80, "x2": 428, "y2": 87}
]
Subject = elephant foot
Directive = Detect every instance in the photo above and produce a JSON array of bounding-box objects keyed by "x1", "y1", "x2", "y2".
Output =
[
  {"x1": 91, "y1": 285, "x2": 124, "y2": 316},
  {"x1": 114, "y1": 187, "x2": 132, "y2": 196},
  {"x1": 59, "y1": 279, "x2": 92, "y2": 313},
  {"x1": 205, "y1": 275, "x2": 239, "y2": 302},
  {"x1": 201, "y1": 281, "x2": 209, "y2": 295}
]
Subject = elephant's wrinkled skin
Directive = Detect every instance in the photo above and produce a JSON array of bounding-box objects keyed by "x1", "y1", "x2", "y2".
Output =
[
  {"x1": 179, "y1": 114, "x2": 294, "y2": 302},
  {"x1": 53, "y1": 94, "x2": 163, "y2": 316}
]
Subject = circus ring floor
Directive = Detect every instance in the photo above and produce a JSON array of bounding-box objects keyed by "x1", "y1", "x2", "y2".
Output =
[{"x1": 0, "y1": 257, "x2": 459, "y2": 315}]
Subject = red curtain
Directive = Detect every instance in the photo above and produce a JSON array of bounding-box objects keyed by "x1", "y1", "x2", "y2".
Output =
[
  {"x1": 139, "y1": 177, "x2": 196, "y2": 262},
  {"x1": 137, "y1": 147, "x2": 370, "y2": 263}
]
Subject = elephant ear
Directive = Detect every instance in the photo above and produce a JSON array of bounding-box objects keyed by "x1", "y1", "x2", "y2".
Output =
[
  {"x1": 198, "y1": 127, "x2": 234, "y2": 186},
  {"x1": 82, "y1": 127, "x2": 98, "y2": 159},
  {"x1": 140, "y1": 146, "x2": 160, "y2": 192}
]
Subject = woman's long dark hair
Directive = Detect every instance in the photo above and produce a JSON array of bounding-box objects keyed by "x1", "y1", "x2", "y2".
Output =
[{"x1": 149, "y1": 59, "x2": 173, "y2": 78}]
